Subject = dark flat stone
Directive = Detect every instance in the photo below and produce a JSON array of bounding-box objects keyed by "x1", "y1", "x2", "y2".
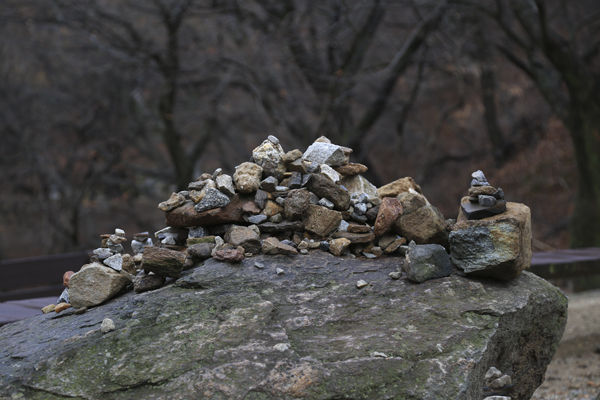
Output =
[{"x1": 461, "y1": 198, "x2": 506, "y2": 220}]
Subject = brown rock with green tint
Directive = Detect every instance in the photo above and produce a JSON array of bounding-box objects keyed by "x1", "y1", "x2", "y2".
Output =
[
  {"x1": 450, "y1": 202, "x2": 532, "y2": 281},
  {"x1": 304, "y1": 205, "x2": 342, "y2": 237},
  {"x1": 142, "y1": 246, "x2": 186, "y2": 278}
]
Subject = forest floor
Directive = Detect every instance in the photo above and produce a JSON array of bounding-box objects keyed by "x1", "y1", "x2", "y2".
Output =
[{"x1": 531, "y1": 289, "x2": 600, "y2": 400}]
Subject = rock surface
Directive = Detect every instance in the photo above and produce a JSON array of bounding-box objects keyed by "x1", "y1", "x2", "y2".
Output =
[{"x1": 0, "y1": 253, "x2": 566, "y2": 400}]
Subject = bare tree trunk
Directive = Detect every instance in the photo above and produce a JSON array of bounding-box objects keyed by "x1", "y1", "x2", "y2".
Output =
[
  {"x1": 567, "y1": 107, "x2": 600, "y2": 247},
  {"x1": 480, "y1": 65, "x2": 507, "y2": 166}
]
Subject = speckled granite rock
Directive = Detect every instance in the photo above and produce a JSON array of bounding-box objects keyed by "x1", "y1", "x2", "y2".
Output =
[{"x1": 0, "y1": 252, "x2": 566, "y2": 400}]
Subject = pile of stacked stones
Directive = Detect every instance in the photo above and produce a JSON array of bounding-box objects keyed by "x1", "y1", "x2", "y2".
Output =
[
  {"x1": 42, "y1": 135, "x2": 533, "y2": 315},
  {"x1": 154, "y1": 135, "x2": 449, "y2": 266}
]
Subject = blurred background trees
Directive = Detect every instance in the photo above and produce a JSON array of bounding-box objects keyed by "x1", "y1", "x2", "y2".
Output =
[{"x1": 0, "y1": 0, "x2": 598, "y2": 258}]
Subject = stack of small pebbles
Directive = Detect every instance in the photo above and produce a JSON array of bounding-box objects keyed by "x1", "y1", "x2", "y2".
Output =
[
  {"x1": 460, "y1": 170, "x2": 507, "y2": 220},
  {"x1": 91, "y1": 228, "x2": 137, "y2": 274}
]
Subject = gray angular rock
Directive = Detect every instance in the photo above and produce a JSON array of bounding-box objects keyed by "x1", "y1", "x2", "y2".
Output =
[
  {"x1": 246, "y1": 214, "x2": 267, "y2": 225},
  {"x1": 478, "y1": 195, "x2": 497, "y2": 207},
  {"x1": 471, "y1": 169, "x2": 489, "y2": 186},
  {"x1": 259, "y1": 176, "x2": 278, "y2": 192},
  {"x1": 318, "y1": 197, "x2": 334, "y2": 209},
  {"x1": 0, "y1": 253, "x2": 567, "y2": 400},
  {"x1": 194, "y1": 188, "x2": 231, "y2": 213},
  {"x1": 404, "y1": 241, "x2": 453, "y2": 283},
  {"x1": 103, "y1": 253, "x2": 123, "y2": 271},
  {"x1": 215, "y1": 174, "x2": 236, "y2": 196},
  {"x1": 302, "y1": 142, "x2": 349, "y2": 166},
  {"x1": 92, "y1": 247, "x2": 113, "y2": 261}
]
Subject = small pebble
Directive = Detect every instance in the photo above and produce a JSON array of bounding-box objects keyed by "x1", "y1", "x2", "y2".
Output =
[
  {"x1": 478, "y1": 195, "x2": 497, "y2": 207},
  {"x1": 247, "y1": 214, "x2": 267, "y2": 224},
  {"x1": 273, "y1": 343, "x2": 289, "y2": 352},
  {"x1": 41, "y1": 304, "x2": 56, "y2": 314},
  {"x1": 356, "y1": 280, "x2": 368, "y2": 289},
  {"x1": 267, "y1": 134, "x2": 279, "y2": 144},
  {"x1": 354, "y1": 203, "x2": 368, "y2": 215},
  {"x1": 338, "y1": 220, "x2": 349, "y2": 231},
  {"x1": 318, "y1": 198, "x2": 335, "y2": 209},
  {"x1": 276, "y1": 268, "x2": 285, "y2": 275},
  {"x1": 300, "y1": 249, "x2": 309, "y2": 255},
  {"x1": 485, "y1": 366, "x2": 503, "y2": 381},
  {"x1": 389, "y1": 271, "x2": 402, "y2": 280},
  {"x1": 370, "y1": 351, "x2": 389, "y2": 358},
  {"x1": 254, "y1": 262, "x2": 265, "y2": 269},
  {"x1": 489, "y1": 374, "x2": 512, "y2": 389},
  {"x1": 101, "y1": 318, "x2": 115, "y2": 333}
]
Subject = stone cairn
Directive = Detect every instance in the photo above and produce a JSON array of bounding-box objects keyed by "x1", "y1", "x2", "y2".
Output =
[{"x1": 43, "y1": 135, "x2": 532, "y2": 319}]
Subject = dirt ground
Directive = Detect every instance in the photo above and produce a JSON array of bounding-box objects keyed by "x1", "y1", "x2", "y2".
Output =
[{"x1": 531, "y1": 289, "x2": 600, "y2": 400}]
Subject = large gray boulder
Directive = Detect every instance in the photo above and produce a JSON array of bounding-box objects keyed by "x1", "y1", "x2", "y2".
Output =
[{"x1": 0, "y1": 252, "x2": 566, "y2": 400}]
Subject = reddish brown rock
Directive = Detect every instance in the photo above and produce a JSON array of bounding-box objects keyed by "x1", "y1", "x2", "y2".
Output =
[
  {"x1": 213, "y1": 247, "x2": 245, "y2": 263},
  {"x1": 242, "y1": 201, "x2": 261, "y2": 214},
  {"x1": 165, "y1": 196, "x2": 253, "y2": 227},
  {"x1": 373, "y1": 197, "x2": 403, "y2": 237},
  {"x1": 334, "y1": 163, "x2": 368, "y2": 176}
]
